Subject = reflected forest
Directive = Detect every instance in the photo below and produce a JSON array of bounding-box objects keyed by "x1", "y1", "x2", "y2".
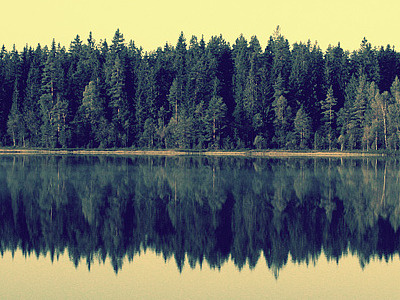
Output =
[{"x1": 1, "y1": 156, "x2": 400, "y2": 276}]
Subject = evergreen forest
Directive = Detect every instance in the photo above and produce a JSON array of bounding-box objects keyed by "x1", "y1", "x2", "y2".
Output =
[{"x1": 2, "y1": 27, "x2": 400, "y2": 150}]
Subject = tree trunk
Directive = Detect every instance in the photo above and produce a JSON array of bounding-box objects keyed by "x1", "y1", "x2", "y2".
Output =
[
  {"x1": 213, "y1": 114, "x2": 216, "y2": 148},
  {"x1": 383, "y1": 110, "x2": 388, "y2": 149},
  {"x1": 175, "y1": 99, "x2": 178, "y2": 124}
]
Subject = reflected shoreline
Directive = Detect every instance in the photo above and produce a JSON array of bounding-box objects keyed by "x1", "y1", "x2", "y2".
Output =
[
  {"x1": 0, "y1": 155, "x2": 399, "y2": 275},
  {"x1": 0, "y1": 148, "x2": 384, "y2": 157}
]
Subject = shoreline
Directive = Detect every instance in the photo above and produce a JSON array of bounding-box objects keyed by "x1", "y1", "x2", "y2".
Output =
[{"x1": 0, "y1": 148, "x2": 385, "y2": 158}]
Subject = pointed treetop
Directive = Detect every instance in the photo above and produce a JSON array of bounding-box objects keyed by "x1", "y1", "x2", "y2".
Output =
[
  {"x1": 189, "y1": 35, "x2": 198, "y2": 48},
  {"x1": 87, "y1": 32, "x2": 95, "y2": 48},
  {"x1": 111, "y1": 29, "x2": 125, "y2": 53},
  {"x1": 70, "y1": 34, "x2": 82, "y2": 54},
  {"x1": 235, "y1": 34, "x2": 247, "y2": 46},
  {"x1": 249, "y1": 36, "x2": 261, "y2": 54},
  {"x1": 391, "y1": 76, "x2": 400, "y2": 103},
  {"x1": 273, "y1": 25, "x2": 281, "y2": 40},
  {"x1": 176, "y1": 31, "x2": 187, "y2": 52},
  {"x1": 199, "y1": 35, "x2": 206, "y2": 50},
  {"x1": 51, "y1": 38, "x2": 56, "y2": 50}
]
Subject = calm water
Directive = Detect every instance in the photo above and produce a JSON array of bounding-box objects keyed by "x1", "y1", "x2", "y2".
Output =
[{"x1": 1, "y1": 155, "x2": 400, "y2": 299}]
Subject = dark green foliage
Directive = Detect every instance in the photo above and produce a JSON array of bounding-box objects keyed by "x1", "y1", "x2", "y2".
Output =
[{"x1": 1, "y1": 29, "x2": 400, "y2": 149}]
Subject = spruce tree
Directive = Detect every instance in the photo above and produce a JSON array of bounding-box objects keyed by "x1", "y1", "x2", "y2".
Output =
[
  {"x1": 108, "y1": 55, "x2": 131, "y2": 147},
  {"x1": 320, "y1": 86, "x2": 337, "y2": 150},
  {"x1": 39, "y1": 40, "x2": 65, "y2": 147},
  {"x1": 294, "y1": 105, "x2": 311, "y2": 149},
  {"x1": 388, "y1": 76, "x2": 400, "y2": 149},
  {"x1": 7, "y1": 80, "x2": 24, "y2": 146},
  {"x1": 272, "y1": 73, "x2": 292, "y2": 148},
  {"x1": 206, "y1": 78, "x2": 227, "y2": 149}
]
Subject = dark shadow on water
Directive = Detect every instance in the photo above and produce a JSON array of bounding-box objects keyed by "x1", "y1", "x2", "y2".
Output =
[{"x1": 0, "y1": 155, "x2": 400, "y2": 276}]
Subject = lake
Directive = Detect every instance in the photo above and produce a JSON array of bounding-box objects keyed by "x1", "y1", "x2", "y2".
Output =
[{"x1": 1, "y1": 155, "x2": 400, "y2": 299}]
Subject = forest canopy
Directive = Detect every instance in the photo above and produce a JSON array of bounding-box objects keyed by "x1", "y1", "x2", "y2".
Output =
[{"x1": 1, "y1": 28, "x2": 400, "y2": 150}]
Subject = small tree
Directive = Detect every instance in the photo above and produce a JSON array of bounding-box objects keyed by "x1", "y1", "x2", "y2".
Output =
[
  {"x1": 142, "y1": 118, "x2": 156, "y2": 148},
  {"x1": 294, "y1": 106, "x2": 311, "y2": 149}
]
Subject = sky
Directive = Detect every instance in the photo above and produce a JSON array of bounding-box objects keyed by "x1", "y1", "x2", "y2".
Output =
[{"x1": 1, "y1": 0, "x2": 399, "y2": 53}]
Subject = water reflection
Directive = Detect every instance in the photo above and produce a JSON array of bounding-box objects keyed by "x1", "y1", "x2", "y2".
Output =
[{"x1": 1, "y1": 155, "x2": 399, "y2": 276}]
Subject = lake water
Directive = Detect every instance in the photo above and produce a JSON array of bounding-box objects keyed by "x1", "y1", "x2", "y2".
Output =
[{"x1": 1, "y1": 155, "x2": 400, "y2": 299}]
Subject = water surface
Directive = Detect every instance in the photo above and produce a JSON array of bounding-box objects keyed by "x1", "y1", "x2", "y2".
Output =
[{"x1": 1, "y1": 155, "x2": 400, "y2": 299}]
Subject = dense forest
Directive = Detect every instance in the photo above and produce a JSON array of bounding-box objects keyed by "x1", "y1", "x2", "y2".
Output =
[
  {"x1": 0, "y1": 156, "x2": 399, "y2": 274},
  {"x1": 1, "y1": 27, "x2": 400, "y2": 150}
]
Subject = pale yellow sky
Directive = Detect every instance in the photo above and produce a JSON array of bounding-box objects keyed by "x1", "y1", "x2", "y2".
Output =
[{"x1": 1, "y1": 0, "x2": 399, "y2": 52}]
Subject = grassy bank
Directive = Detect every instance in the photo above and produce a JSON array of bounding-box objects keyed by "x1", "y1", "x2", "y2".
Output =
[{"x1": 0, "y1": 147, "x2": 386, "y2": 158}]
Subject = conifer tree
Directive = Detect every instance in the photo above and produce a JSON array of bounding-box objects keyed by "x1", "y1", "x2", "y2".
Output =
[
  {"x1": 351, "y1": 38, "x2": 380, "y2": 83},
  {"x1": 348, "y1": 74, "x2": 368, "y2": 149},
  {"x1": 232, "y1": 35, "x2": 250, "y2": 145},
  {"x1": 388, "y1": 76, "x2": 400, "y2": 149},
  {"x1": 268, "y1": 26, "x2": 292, "y2": 89},
  {"x1": 320, "y1": 86, "x2": 337, "y2": 150},
  {"x1": 107, "y1": 55, "x2": 132, "y2": 147},
  {"x1": 294, "y1": 105, "x2": 311, "y2": 149},
  {"x1": 324, "y1": 43, "x2": 349, "y2": 108},
  {"x1": 272, "y1": 74, "x2": 292, "y2": 148},
  {"x1": 23, "y1": 45, "x2": 44, "y2": 146},
  {"x1": 7, "y1": 80, "x2": 24, "y2": 146},
  {"x1": 39, "y1": 40, "x2": 65, "y2": 147},
  {"x1": 206, "y1": 78, "x2": 227, "y2": 149},
  {"x1": 135, "y1": 56, "x2": 157, "y2": 145}
]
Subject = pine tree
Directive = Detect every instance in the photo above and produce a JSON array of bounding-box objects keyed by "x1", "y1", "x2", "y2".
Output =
[
  {"x1": 289, "y1": 42, "x2": 310, "y2": 108},
  {"x1": 142, "y1": 117, "x2": 156, "y2": 148},
  {"x1": 110, "y1": 29, "x2": 126, "y2": 54},
  {"x1": 272, "y1": 74, "x2": 292, "y2": 148},
  {"x1": 272, "y1": 95, "x2": 292, "y2": 148},
  {"x1": 75, "y1": 80, "x2": 110, "y2": 147},
  {"x1": 172, "y1": 32, "x2": 187, "y2": 122},
  {"x1": 24, "y1": 44, "x2": 44, "y2": 147},
  {"x1": 243, "y1": 52, "x2": 261, "y2": 145},
  {"x1": 7, "y1": 80, "x2": 24, "y2": 146},
  {"x1": 320, "y1": 86, "x2": 337, "y2": 150},
  {"x1": 206, "y1": 79, "x2": 227, "y2": 149},
  {"x1": 368, "y1": 83, "x2": 389, "y2": 149},
  {"x1": 167, "y1": 78, "x2": 179, "y2": 125},
  {"x1": 294, "y1": 105, "x2": 311, "y2": 149},
  {"x1": 39, "y1": 40, "x2": 65, "y2": 147},
  {"x1": 348, "y1": 74, "x2": 368, "y2": 149},
  {"x1": 50, "y1": 95, "x2": 70, "y2": 148},
  {"x1": 377, "y1": 45, "x2": 400, "y2": 92},
  {"x1": 135, "y1": 56, "x2": 157, "y2": 144},
  {"x1": 388, "y1": 76, "x2": 400, "y2": 149},
  {"x1": 108, "y1": 55, "x2": 132, "y2": 147},
  {"x1": 324, "y1": 43, "x2": 349, "y2": 109},
  {"x1": 232, "y1": 35, "x2": 250, "y2": 145},
  {"x1": 268, "y1": 26, "x2": 292, "y2": 88},
  {"x1": 351, "y1": 38, "x2": 380, "y2": 83}
]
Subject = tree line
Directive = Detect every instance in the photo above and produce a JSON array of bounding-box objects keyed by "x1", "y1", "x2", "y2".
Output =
[
  {"x1": 1, "y1": 155, "x2": 399, "y2": 274},
  {"x1": 1, "y1": 27, "x2": 400, "y2": 150}
]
